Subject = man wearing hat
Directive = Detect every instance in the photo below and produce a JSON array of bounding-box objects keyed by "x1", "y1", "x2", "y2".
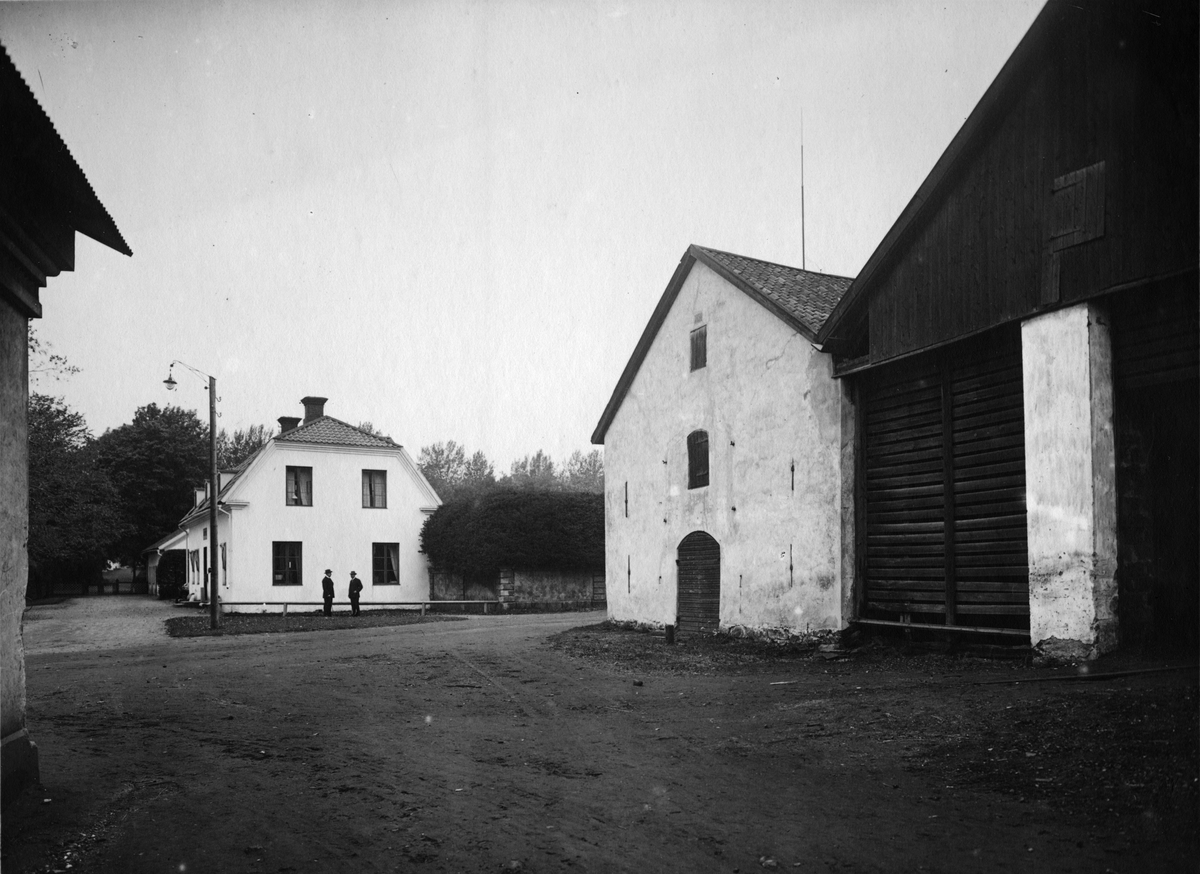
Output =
[
  {"x1": 321, "y1": 569, "x2": 335, "y2": 616},
  {"x1": 348, "y1": 571, "x2": 363, "y2": 616}
]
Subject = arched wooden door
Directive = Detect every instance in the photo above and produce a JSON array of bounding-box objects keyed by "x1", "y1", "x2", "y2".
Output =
[{"x1": 677, "y1": 531, "x2": 720, "y2": 636}]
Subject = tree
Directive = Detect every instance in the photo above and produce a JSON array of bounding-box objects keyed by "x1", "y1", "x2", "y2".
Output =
[
  {"x1": 95, "y1": 404, "x2": 210, "y2": 565},
  {"x1": 505, "y1": 450, "x2": 560, "y2": 491},
  {"x1": 419, "y1": 440, "x2": 467, "y2": 499},
  {"x1": 418, "y1": 441, "x2": 496, "y2": 501},
  {"x1": 27, "y1": 394, "x2": 129, "y2": 596},
  {"x1": 420, "y1": 489, "x2": 604, "y2": 575},
  {"x1": 27, "y1": 325, "x2": 79, "y2": 389},
  {"x1": 356, "y1": 421, "x2": 392, "y2": 442},
  {"x1": 462, "y1": 450, "x2": 497, "y2": 495},
  {"x1": 217, "y1": 424, "x2": 272, "y2": 469},
  {"x1": 560, "y1": 449, "x2": 604, "y2": 493}
]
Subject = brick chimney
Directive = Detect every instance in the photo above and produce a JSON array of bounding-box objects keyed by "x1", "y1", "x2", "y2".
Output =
[
  {"x1": 278, "y1": 416, "x2": 301, "y2": 435},
  {"x1": 301, "y1": 396, "x2": 328, "y2": 424}
]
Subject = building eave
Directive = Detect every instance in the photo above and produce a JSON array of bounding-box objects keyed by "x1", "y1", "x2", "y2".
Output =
[{"x1": 815, "y1": 0, "x2": 1065, "y2": 351}]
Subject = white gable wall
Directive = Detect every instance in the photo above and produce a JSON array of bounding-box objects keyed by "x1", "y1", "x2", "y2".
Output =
[
  {"x1": 603, "y1": 261, "x2": 848, "y2": 634},
  {"x1": 181, "y1": 440, "x2": 435, "y2": 611}
]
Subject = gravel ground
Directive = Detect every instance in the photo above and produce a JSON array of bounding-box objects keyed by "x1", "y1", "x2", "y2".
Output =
[{"x1": 549, "y1": 621, "x2": 1200, "y2": 846}]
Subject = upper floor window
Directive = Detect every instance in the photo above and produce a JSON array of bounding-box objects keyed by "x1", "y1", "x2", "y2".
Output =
[
  {"x1": 363, "y1": 470, "x2": 387, "y2": 508},
  {"x1": 690, "y1": 325, "x2": 707, "y2": 371},
  {"x1": 687, "y1": 430, "x2": 709, "y2": 489},
  {"x1": 286, "y1": 466, "x2": 313, "y2": 506}
]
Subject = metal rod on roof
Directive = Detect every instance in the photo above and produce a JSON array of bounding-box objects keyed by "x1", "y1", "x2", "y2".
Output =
[{"x1": 801, "y1": 109, "x2": 806, "y2": 271}]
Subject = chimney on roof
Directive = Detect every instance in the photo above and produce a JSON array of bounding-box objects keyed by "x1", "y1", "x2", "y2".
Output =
[
  {"x1": 301, "y1": 396, "x2": 328, "y2": 424},
  {"x1": 278, "y1": 416, "x2": 301, "y2": 435}
]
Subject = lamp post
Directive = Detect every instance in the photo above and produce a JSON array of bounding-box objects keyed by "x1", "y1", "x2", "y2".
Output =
[{"x1": 165, "y1": 361, "x2": 220, "y2": 630}]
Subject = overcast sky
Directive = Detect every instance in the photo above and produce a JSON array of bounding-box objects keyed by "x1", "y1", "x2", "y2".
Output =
[{"x1": 4, "y1": 0, "x2": 1043, "y2": 470}]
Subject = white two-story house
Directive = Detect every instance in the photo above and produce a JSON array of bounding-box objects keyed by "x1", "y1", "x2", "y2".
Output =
[{"x1": 178, "y1": 396, "x2": 440, "y2": 612}]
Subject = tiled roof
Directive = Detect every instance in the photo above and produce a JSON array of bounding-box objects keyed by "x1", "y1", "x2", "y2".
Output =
[
  {"x1": 275, "y1": 416, "x2": 396, "y2": 447},
  {"x1": 693, "y1": 246, "x2": 852, "y2": 336},
  {"x1": 590, "y1": 244, "x2": 855, "y2": 445}
]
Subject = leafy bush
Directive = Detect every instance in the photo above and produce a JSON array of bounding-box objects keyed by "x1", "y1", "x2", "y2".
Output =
[{"x1": 421, "y1": 488, "x2": 603, "y2": 575}]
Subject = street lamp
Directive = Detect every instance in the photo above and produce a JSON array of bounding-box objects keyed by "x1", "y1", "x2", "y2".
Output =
[{"x1": 165, "y1": 360, "x2": 220, "y2": 630}]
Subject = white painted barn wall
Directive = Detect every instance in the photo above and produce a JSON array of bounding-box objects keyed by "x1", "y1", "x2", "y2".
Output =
[{"x1": 603, "y1": 261, "x2": 848, "y2": 634}]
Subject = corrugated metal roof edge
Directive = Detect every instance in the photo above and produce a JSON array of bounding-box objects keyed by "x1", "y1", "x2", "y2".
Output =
[{"x1": 2, "y1": 44, "x2": 132, "y2": 257}]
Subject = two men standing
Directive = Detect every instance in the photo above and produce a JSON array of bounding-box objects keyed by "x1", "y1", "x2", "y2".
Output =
[{"x1": 321, "y1": 568, "x2": 363, "y2": 616}]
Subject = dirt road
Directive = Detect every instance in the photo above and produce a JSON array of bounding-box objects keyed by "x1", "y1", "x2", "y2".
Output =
[{"x1": 3, "y1": 597, "x2": 1196, "y2": 873}]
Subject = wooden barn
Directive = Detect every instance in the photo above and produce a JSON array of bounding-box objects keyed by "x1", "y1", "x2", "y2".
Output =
[{"x1": 816, "y1": 0, "x2": 1198, "y2": 658}]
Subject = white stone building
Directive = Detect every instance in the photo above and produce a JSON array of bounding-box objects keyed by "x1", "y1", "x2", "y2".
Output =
[
  {"x1": 176, "y1": 397, "x2": 440, "y2": 612},
  {"x1": 591, "y1": 245, "x2": 853, "y2": 637}
]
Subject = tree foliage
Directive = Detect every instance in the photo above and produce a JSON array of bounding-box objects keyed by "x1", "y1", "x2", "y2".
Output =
[
  {"x1": 420, "y1": 489, "x2": 603, "y2": 575},
  {"x1": 95, "y1": 403, "x2": 211, "y2": 564},
  {"x1": 418, "y1": 440, "x2": 496, "y2": 501},
  {"x1": 27, "y1": 325, "x2": 80, "y2": 389},
  {"x1": 505, "y1": 450, "x2": 559, "y2": 490},
  {"x1": 27, "y1": 394, "x2": 129, "y2": 592},
  {"x1": 560, "y1": 449, "x2": 604, "y2": 493},
  {"x1": 217, "y1": 424, "x2": 272, "y2": 469}
]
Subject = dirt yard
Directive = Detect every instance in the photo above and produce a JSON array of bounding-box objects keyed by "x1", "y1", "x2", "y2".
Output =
[{"x1": 3, "y1": 597, "x2": 1196, "y2": 873}]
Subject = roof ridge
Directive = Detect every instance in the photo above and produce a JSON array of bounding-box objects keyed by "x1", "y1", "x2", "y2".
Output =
[
  {"x1": 692, "y1": 244, "x2": 853, "y2": 281},
  {"x1": 275, "y1": 414, "x2": 395, "y2": 446}
]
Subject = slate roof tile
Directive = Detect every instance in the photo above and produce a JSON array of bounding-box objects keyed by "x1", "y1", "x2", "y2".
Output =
[
  {"x1": 274, "y1": 416, "x2": 396, "y2": 447},
  {"x1": 692, "y1": 246, "x2": 852, "y2": 336}
]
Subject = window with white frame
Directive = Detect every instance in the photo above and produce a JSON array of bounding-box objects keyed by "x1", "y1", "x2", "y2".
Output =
[
  {"x1": 373, "y1": 543, "x2": 399, "y2": 585},
  {"x1": 273, "y1": 541, "x2": 302, "y2": 586},
  {"x1": 285, "y1": 466, "x2": 313, "y2": 506},
  {"x1": 362, "y1": 470, "x2": 387, "y2": 508}
]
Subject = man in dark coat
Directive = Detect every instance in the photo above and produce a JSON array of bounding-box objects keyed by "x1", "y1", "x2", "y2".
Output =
[
  {"x1": 348, "y1": 571, "x2": 362, "y2": 616},
  {"x1": 322, "y1": 569, "x2": 334, "y2": 616}
]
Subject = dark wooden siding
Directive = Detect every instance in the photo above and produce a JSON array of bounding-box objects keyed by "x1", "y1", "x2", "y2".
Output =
[
  {"x1": 1110, "y1": 272, "x2": 1199, "y2": 390},
  {"x1": 677, "y1": 531, "x2": 720, "y2": 636},
  {"x1": 860, "y1": 329, "x2": 1028, "y2": 628},
  {"x1": 864, "y1": 3, "x2": 1197, "y2": 365}
]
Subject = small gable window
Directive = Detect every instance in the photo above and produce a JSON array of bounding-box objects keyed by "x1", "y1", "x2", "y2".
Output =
[
  {"x1": 285, "y1": 466, "x2": 313, "y2": 506},
  {"x1": 687, "y1": 430, "x2": 709, "y2": 489},
  {"x1": 690, "y1": 325, "x2": 707, "y2": 371},
  {"x1": 362, "y1": 470, "x2": 387, "y2": 508}
]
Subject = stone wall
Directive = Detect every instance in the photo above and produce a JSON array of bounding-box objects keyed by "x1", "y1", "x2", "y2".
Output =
[{"x1": 1, "y1": 302, "x2": 37, "y2": 806}]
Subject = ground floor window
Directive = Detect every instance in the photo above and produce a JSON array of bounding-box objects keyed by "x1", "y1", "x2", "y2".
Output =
[
  {"x1": 373, "y1": 542, "x2": 399, "y2": 585},
  {"x1": 273, "y1": 541, "x2": 303, "y2": 586}
]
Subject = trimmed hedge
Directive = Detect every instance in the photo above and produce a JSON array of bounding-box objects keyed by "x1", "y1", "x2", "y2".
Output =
[{"x1": 420, "y1": 488, "x2": 603, "y2": 575}]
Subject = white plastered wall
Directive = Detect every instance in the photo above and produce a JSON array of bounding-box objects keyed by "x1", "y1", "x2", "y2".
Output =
[
  {"x1": 603, "y1": 261, "x2": 848, "y2": 634},
  {"x1": 181, "y1": 441, "x2": 436, "y2": 612}
]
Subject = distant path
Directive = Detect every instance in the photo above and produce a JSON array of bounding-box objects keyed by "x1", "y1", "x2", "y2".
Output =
[
  {"x1": 21, "y1": 597, "x2": 606, "y2": 656},
  {"x1": 22, "y1": 596, "x2": 178, "y2": 655}
]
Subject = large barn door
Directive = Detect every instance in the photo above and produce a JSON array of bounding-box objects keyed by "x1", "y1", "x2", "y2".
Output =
[
  {"x1": 861, "y1": 356, "x2": 946, "y2": 618},
  {"x1": 1111, "y1": 277, "x2": 1199, "y2": 649},
  {"x1": 948, "y1": 333, "x2": 1029, "y2": 623},
  {"x1": 677, "y1": 531, "x2": 720, "y2": 636},
  {"x1": 860, "y1": 328, "x2": 1028, "y2": 630}
]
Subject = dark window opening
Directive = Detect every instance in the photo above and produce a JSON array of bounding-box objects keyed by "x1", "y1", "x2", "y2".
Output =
[
  {"x1": 285, "y1": 466, "x2": 313, "y2": 506},
  {"x1": 690, "y1": 325, "x2": 707, "y2": 371},
  {"x1": 373, "y1": 542, "x2": 400, "y2": 585},
  {"x1": 272, "y1": 541, "x2": 302, "y2": 586},
  {"x1": 362, "y1": 470, "x2": 387, "y2": 508},
  {"x1": 687, "y1": 430, "x2": 709, "y2": 489}
]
